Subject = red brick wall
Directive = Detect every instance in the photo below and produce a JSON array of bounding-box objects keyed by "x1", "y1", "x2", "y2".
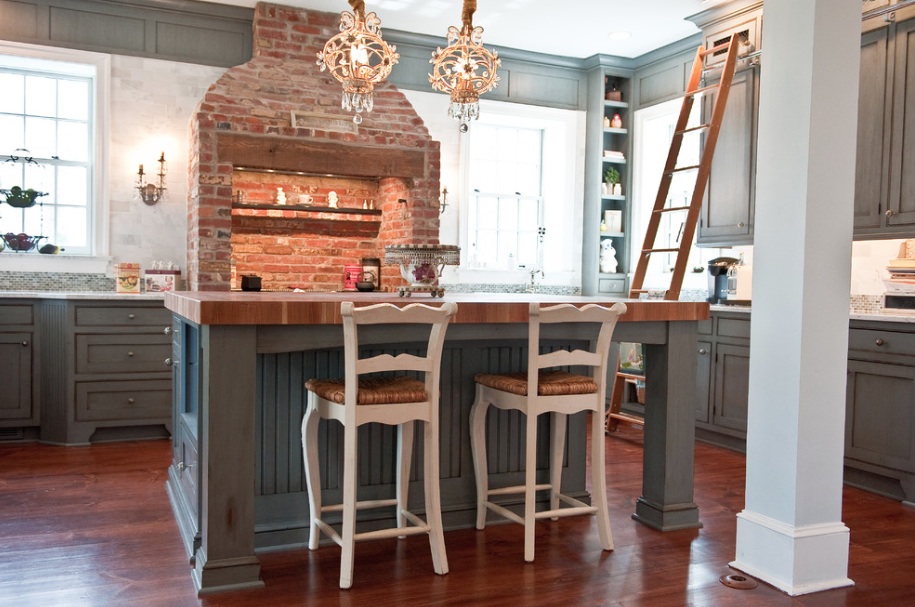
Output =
[{"x1": 187, "y1": 1, "x2": 441, "y2": 291}]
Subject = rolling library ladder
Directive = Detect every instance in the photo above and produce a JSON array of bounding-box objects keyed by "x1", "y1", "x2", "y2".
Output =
[{"x1": 605, "y1": 34, "x2": 741, "y2": 433}]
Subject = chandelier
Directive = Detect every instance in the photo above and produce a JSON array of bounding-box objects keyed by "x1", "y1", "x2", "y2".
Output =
[
  {"x1": 317, "y1": 0, "x2": 399, "y2": 124},
  {"x1": 429, "y1": 0, "x2": 501, "y2": 132}
]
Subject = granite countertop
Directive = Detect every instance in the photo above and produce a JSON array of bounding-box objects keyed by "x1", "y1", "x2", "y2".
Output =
[
  {"x1": 0, "y1": 290, "x2": 165, "y2": 301},
  {"x1": 710, "y1": 303, "x2": 915, "y2": 324}
]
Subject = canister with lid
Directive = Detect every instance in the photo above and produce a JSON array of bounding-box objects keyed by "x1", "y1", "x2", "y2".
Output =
[{"x1": 362, "y1": 257, "x2": 381, "y2": 290}]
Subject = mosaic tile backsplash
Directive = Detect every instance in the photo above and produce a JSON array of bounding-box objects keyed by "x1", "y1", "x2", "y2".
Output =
[{"x1": 0, "y1": 271, "x2": 115, "y2": 292}]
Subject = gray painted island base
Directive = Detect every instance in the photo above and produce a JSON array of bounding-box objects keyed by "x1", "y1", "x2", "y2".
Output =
[{"x1": 162, "y1": 292, "x2": 707, "y2": 594}]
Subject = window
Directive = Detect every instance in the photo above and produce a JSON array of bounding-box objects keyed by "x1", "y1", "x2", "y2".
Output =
[
  {"x1": 0, "y1": 44, "x2": 107, "y2": 257},
  {"x1": 466, "y1": 124, "x2": 544, "y2": 268}
]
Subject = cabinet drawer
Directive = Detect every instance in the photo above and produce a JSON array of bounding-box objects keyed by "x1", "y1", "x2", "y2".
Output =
[
  {"x1": 176, "y1": 417, "x2": 199, "y2": 520},
  {"x1": 698, "y1": 319, "x2": 713, "y2": 335},
  {"x1": 0, "y1": 304, "x2": 34, "y2": 325},
  {"x1": 716, "y1": 317, "x2": 751, "y2": 340},
  {"x1": 598, "y1": 278, "x2": 626, "y2": 294},
  {"x1": 75, "y1": 305, "x2": 170, "y2": 327},
  {"x1": 75, "y1": 379, "x2": 172, "y2": 422},
  {"x1": 75, "y1": 334, "x2": 172, "y2": 374},
  {"x1": 848, "y1": 328, "x2": 915, "y2": 358}
]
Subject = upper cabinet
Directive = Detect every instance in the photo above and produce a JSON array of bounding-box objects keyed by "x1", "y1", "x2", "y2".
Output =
[
  {"x1": 688, "y1": 1, "x2": 763, "y2": 247},
  {"x1": 855, "y1": 4, "x2": 915, "y2": 238}
]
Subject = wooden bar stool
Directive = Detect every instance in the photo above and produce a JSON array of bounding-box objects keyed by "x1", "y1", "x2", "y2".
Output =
[
  {"x1": 469, "y1": 301, "x2": 626, "y2": 562},
  {"x1": 301, "y1": 301, "x2": 457, "y2": 589}
]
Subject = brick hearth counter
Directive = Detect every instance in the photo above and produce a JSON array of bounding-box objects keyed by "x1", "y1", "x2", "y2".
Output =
[{"x1": 163, "y1": 291, "x2": 708, "y2": 594}]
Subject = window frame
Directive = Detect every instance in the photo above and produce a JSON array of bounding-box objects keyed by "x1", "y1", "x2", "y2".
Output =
[{"x1": 0, "y1": 41, "x2": 110, "y2": 269}]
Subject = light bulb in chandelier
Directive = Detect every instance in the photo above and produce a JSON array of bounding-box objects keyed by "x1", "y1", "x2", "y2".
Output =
[
  {"x1": 317, "y1": 0, "x2": 399, "y2": 124},
  {"x1": 429, "y1": 0, "x2": 501, "y2": 132}
]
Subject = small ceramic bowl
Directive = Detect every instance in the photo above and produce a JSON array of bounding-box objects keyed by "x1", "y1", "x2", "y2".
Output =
[{"x1": 355, "y1": 281, "x2": 375, "y2": 292}]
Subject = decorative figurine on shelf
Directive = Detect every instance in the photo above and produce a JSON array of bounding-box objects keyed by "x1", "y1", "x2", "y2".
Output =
[
  {"x1": 276, "y1": 187, "x2": 286, "y2": 205},
  {"x1": 603, "y1": 115, "x2": 611, "y2": 128},
  {"x1": 327, "y1": 190, "x2": 338, "y2": 208},
  {"x1": 600, "y1": 239, "x2": 618, "y2": 274},
  {"x1": 611, "y1": 113, "x2": 622, "y2": 129}
]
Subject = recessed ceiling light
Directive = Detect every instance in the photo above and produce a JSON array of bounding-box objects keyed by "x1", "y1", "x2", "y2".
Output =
[{"x1": 607, "y1": 31, "x2": 632, "y2": 41}]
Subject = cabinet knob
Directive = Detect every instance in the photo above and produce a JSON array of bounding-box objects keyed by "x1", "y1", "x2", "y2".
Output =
[
  {"x1": 163, "y1": 326, "x2": 172, "y2": 336},
  {"x1": 886, "y1": 209, "x2": 895, "y2": 218},
  {"x1": 128, "y1": 313, "x2": 136, "y2": 320},
  {"x1": 127, "y1": 397, "x2": 135, "y2": 404},
  {"x1": 698, "y1": 348, "x2": 708, "y2": 355},
  {"x1": 164, "y1": 357, "x2": 173, "y2": 367},
  {"x1": 875, "y1": 338, "x2": 885, "y2": 347},
  {"x1": 21, "y1": 340, "x2": 28, "y2": 347},
  {"x1": 127, "y1": 351, "x2": 134, "y2": 357},
  {"x1": 737, "y1": 221, "x2": 746, "y2": 228}
]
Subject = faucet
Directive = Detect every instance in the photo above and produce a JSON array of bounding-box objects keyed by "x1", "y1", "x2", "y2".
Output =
[{"x1": 528, "y1": 268, "x2": 544, "y2": 293}]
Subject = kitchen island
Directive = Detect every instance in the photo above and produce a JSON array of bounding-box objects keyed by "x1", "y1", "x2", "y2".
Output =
[{"x1": 163, "y1": 291, "x2": 709, "y2": 594}]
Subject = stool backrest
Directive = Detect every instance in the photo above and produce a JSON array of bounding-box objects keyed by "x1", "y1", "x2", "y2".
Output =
[
  {"x1": 526, "y1": 301, "x2": 627, "y2": 390},
  {"x1": 341, "y1": 301, "x2": 458, "y2": 405}
]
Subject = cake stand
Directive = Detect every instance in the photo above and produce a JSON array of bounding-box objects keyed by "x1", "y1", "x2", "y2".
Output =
[{"x1": 384, "y1": 244, "x2": 460, "y2": 297}]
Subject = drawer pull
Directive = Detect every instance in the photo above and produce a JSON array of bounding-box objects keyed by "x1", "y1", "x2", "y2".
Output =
[
  {"x1": 163, "y1": 326, "x2": 172, "y2": 336},
  {"x1": 127, "y1": 351, "x2": 135, "y2": 357},
  {"x1": 128, "y1": 313, "x2": 136, "y2": 320},
  {"x1": 176, "y1": 461, "x2": 195, "y2": 475},
  {"x1": 875, "y1": 338, "x2": 885, "y2": 347},
  {"x1": 698, "y1": 348, "x2": 708, "y2": 355},
  {"x1": 127, "y1": 397, "x2": 135, "y2": 404},
  {"x1": 164, "y1": 357, "x2": 173, "y2": 367},
  {"x1": 21, "y1": 340, "x2": 28, "y2": 347}
]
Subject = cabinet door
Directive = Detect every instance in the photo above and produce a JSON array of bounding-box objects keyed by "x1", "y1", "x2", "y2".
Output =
[
  {"x1": 854, "y1": 26, "x2": 891, "y2": 231},
  {"x1": 698, "y1": 67, "x2": 758, "y2": 245},
  {"x1": 695, "y1": 340, "x2": 712, "y2": 423},
  {"x1": 712, "y1": 342, "x2": 751, "y2": 434},
  {"x1": 0, "y1": 332, "x2": 34, "y2": 423},
  {"x1": 887, "y1": 17, "x2": 915, "y2": 227},
  {"x1": 845, "y1": 358, "x2": 915, "y2": 473}
]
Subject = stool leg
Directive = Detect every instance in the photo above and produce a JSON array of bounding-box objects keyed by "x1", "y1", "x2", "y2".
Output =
[
  {"x1": 550, "y1": 412, "x2": 567, "y2": 519},
  {"x1": 524, "y1": 410, "x2": 538, "y2": 562},
  {"x1": 423, "y1": 418, "x2": 449, "y2": 575},
  {"x1": 591, "y1": 408, "x2": 614, "y2": 551},
  {"x1": 469, "y1": 386, "x2": 490, "y2": 530},
  {"x1": 302, "y1": 398, "x2": 322, "y2": 551},
  {"x1": 396, "y1": 421, "x2": 414, "y2": 535},
  {"x1": 339, "y1": 421, "x2": 358, "y2": 589}
]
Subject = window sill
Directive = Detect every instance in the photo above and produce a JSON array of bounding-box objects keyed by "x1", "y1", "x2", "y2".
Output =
[{"x1": 1, "y1": 254, "x2": 112, "y2": 275}]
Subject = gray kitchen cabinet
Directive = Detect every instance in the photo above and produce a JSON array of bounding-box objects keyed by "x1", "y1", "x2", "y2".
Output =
[
  {"x1": 855, "y1": 7, "x2": 915, "y2": 238},
  {"x1": 0, "y1": 301, "x2": 39, "y2": 434},
  {"x1": 39, "y1": 300, "x2": 173, "y2": 445},
  {"x1": 711, "y1": 342, "x2": 751, "y2": 434},
  {"x1": 695, "y1": 339, "x2": 712, "y2": 423},
  {"x1": 844, "y1": 323, "x2": 915, "y2": 501}
]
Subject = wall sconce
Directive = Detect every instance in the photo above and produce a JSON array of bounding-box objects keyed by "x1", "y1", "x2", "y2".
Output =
[
  {"x1": 137, "y1": 152, "x2": 167, "y2": 205},
  {"x1": 439, "y1": 187, "x2": 449, "y2": 214}
]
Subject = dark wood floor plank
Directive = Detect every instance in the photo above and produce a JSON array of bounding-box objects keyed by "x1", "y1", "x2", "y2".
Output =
[{"x1": 1, "y1": 427, "x2": 915, "y2": 606}]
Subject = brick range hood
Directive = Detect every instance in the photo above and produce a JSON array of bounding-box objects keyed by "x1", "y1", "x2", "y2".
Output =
[{"x1": 187, "y1": 1, "x2": 441, "y2": 291}]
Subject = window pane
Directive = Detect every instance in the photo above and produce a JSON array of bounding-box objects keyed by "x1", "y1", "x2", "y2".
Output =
[
  {"x1": 0, "y1": 158, "x2": 21, "y2": 190},
  {"x1": 24, "y1": 116, "x2": 56, "y2": 158},
  {"x1": 23, "y1": 161, "x2": 49, "y2": 194},
  {"x1": 475, "y1": 197, "x2": 498, "y2": 224},
  {"x1": 498, "y1": 198, "x2": 518, "y2": 231},
  {"x1": 0, "y1": 114, "x2": 24, "y2": 151},
  {"x1": 58, "y1": 79, "x2": 89, "y2": 120},
  {"x1": 498, "y1": 231, "x2": 517, "y2": 265},
  {"x1": 517, "y1": 236, "x2": 538, "y2": 266},
  {"x1": 25, "y1": 75, "x2": 56, "y2": 117},
  {"x1": 57, "y1": 165, "x2": 87, "y2": 206},
  {"x1": 475, "y1": 229, "x2": 497, "y2": 265},
  {"x1": 58, "y1": 121, "x2": 89, "y2": 161},
  {"x1": 57, "y1": 206, "x2": 88, "y2": 248},
  {"x1": 22, "y1": 204, "x2": 43, "y2": 236},
  {"x1": 0, "y1": 72, "x2": 24, "y2": 114}
]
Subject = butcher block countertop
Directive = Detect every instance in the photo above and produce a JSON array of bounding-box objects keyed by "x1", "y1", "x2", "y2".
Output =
[{"x1": 163, "y1": 290, "x2": 709, "y2": 326}]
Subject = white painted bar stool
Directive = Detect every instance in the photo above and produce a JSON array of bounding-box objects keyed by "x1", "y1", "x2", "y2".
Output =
[
  {"x1": 469, "y1": 301, "x2": 627, "y2": 562},
  {"x1": 302, "y1": 301, "x2": 457, "y2": 589}
]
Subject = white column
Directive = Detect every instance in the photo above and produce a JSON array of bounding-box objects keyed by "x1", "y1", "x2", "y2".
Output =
[{"x1": 732, "y1": 0, "x2": 860, "y2": 596}]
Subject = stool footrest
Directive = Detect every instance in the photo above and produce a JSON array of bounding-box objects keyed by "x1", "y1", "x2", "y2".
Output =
[
  {"x1": 487, "y1": 483, "x2": 551, "y2": 497},
  {"x1": 313, "y1": 508, "x2": 432, "y2": 546},
  {"x1": 321, "y1": 497, "x2": 399, "y2": 514}
]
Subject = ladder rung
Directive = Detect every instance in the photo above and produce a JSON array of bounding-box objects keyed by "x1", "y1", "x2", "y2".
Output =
[
  {"x1": 654, "y1": 206, "x2": 691, "y2": 213},
  {"x1": 615, "y1": 371, "x2": 644, "y2": 381},
  {"x1": 607, "y1": 412, "x2": 645, "y2": 426},
  {"x1": 685, "y1": 84, "x2": 719, "y2": 98},
  {"x1": 643, "y1": 248, "x2": 680, "y2": 254},
  {"x1": 700, "y1": 39, "x2": 733, "y2": 57},
  {"x1": 667, "y1": 164, "x2": 701, "y2": 175},
  {"x1": 675, "y1": 124, "x2": 710, "y2": 135}
]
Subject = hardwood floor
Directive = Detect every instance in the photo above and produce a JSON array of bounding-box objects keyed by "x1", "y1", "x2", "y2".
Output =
[{"x1": 1, "y1": 427, "x2": 914, "y2": 606}]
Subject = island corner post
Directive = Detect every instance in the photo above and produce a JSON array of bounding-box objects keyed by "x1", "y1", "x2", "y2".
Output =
[{"x1": 163, "y1": 291, "x2": 708, "y2": 594}]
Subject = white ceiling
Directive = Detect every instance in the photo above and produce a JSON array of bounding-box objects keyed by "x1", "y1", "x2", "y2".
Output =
[{"x1": 203, "y1": 0, "x2": 720, "y2": 59}]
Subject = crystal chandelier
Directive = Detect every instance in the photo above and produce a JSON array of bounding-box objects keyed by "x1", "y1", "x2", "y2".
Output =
[
  {"x1": 317, "y1": 0, "x2": 399, "y2": 124},
  {"x1": 429, "y1": 0, "x2": 501, "y2": 132}
]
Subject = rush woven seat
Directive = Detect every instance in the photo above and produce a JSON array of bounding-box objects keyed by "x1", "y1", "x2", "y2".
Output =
[
  {"x1": 302, "y1": 301, "x2": 457, "y2": 589},
  {"x1": 304, "y1": 376, "x2": 427, "y2": 405},
  {"x1": 473, "y1": 370, "x2": 598, "y2": 396},
  {"x1": 470, "y1": 301, "x2": 626, "y2": 562}
]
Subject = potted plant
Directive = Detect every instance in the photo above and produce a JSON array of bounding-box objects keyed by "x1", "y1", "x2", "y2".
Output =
[{"x1": 603, "y1": 167, "x2": 621, "y2": 196}]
